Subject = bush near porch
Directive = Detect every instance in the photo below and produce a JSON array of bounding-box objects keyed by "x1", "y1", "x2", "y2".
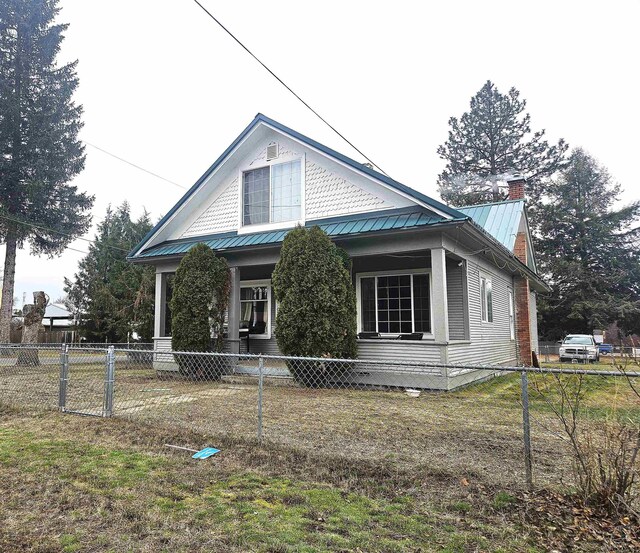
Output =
[
  {"x1": 272, "y1": 226, "x2": 357, "y2": 386},
  {"x1": 170, "y1": 243, "x2": 230, "y2": 379}
]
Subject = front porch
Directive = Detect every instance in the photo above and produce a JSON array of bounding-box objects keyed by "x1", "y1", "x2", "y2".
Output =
[{"x1": 150, "y1": 237, "x2": 508, "y2": 390}]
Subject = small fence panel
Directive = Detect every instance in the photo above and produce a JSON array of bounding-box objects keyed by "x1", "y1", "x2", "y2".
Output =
[{"x1": 62, "y1": 348, "x2": 111, "y2": 416}]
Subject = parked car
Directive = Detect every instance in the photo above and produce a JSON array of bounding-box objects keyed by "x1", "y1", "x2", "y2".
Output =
[
  {"x1": 597, "y1": 343, "x2": 613, "y2": 355},
  {"x1": 559, "y1": 334, "x2": 599, "y2": 363}
]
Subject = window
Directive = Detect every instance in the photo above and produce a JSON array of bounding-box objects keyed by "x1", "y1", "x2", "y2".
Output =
[
  {"x1": 242, "y1": 159, "x2": 302, "y2": 226},
  {"x1": 508, "y1": 288, "x2": 515, "y2": 340},
  {"x1": 480, "y1": 275, "x2": 493, "y2": 323},
  {"x1": 240, "y1": 284, "x2": 270, "y2": 337},
  {"x1": 359, "y1": 273, "x2": 431, "y2": 335}
]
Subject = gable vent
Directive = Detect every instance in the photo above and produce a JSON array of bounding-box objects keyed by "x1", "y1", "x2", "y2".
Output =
[{"x1": 266, "y1": 142, "x2": 279, "y2": 161}]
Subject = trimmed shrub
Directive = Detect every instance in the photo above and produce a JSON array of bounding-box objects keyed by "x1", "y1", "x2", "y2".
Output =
[
  {"x1": 170, "y1": 243, "x2": 230, "y2": 379},
  {"x1": 272, "y1": 226, "x2": 357, "y2": 386}
]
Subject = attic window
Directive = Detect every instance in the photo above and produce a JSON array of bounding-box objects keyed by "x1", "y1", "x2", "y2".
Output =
[{"x1": 242, "y1": 160, "x2": 302, "y2": 226}]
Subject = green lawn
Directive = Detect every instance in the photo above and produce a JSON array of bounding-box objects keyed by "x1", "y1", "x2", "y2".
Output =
[{"x1": 0, "y1": 405, "x2": 544, "y2": 553}]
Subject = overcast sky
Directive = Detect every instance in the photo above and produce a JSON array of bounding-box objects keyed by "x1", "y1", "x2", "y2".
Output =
[{"x1": 2, "y1": 0, "x2": 639, "y2": 307}]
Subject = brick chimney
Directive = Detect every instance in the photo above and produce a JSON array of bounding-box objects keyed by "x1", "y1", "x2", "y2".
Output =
[
  {"x1": 507, "y1": 174, "x2": 526, "y2": 201},
  {"x1": 507, "y1": 174, "x2": 533, "y2": 364}
]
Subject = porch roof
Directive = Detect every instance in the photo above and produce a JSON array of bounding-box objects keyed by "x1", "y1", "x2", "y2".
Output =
[{"x1": 131, "y1": 207, "x2": 465, "y2": 259}]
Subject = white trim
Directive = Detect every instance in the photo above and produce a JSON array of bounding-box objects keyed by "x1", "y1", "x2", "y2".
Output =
[
  {"x1": 237, "y1": 153, "x2": 306, "y2": 234},
  {"x1": 479, "y1": 271, "x2": 493, "y2": 323},
  {"x1": 355, "y1": 268, "x2": 434, "y2": 338},
  {"x1": 239, "y1": 279, "x2": 272, "y2": 340},
  {"x1": 508, "y1": 287, "x2": 515, "y2": 340}
]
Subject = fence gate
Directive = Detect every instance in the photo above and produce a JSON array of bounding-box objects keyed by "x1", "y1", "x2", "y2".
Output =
[{"x1": 60, "y1": 347, "x2": 115, "y2": 417}]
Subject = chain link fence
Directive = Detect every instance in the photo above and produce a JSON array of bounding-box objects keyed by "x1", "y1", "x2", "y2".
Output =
[
  {"x1": 1, "y1": 344, "x2": 638, "y2": 497},
  {"x1": 539, "y1": 343, "x2": 639, "y2": 363}
]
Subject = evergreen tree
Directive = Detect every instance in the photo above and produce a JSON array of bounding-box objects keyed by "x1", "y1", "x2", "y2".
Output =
[
  {"x1": 272, "y1": 226, "x2": 357, "y2": 385},
  {"x1": 437, "y1": 81, "x2": 568, "y2": 206},
  {"x1": 536, "y1": 148, "x2": 640, "y2": 339},
  {"x1": 0, "y1": 0, "x2": 93, "y2": 342},
  {"x1": 170, "y1": 243, "x2": 229, "y2": 379},
  {"x1": 170, "y1": 243, "x2": 229, "y2": 354},
  {"x1": 64, "y1": 203, "x2": 155, "y2": 342}
]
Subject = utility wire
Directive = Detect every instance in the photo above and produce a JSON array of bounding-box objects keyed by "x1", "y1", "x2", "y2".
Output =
[
  {"x1": 84, "y1": 141, "x2": 186, "y2": 190},
  {"x1": 66, "y1": 246, "x2": 90, "y2": 255},
  {"x1": 0, "y1": 213, "x2": 131, "y2": 253},
  {"x1": 190, "y1": 0, "x2": 389, "y2": 176}
]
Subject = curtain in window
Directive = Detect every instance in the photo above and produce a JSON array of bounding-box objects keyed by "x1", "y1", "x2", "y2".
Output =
[{"x1": 240, "y1": 286, "x2": 268, "y2": 334}]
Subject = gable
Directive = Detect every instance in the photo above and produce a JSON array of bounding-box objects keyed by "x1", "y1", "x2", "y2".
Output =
[
  {"x1": 130, "y1": 114, "x2": 465, "y2": 258},
  {"x1": 180, "y1": 144, "x2": 398, "y2": 238}
]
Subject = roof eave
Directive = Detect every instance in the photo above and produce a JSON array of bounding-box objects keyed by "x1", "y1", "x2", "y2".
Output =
[{"x1": 462, "y1": 220, "x2": 550, "y2": 292}]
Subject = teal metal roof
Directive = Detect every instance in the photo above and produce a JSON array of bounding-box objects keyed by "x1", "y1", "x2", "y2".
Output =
[
  {"x1": 457, "y1": 200, "x2": 524, "y2": 251},
  {"x1": 135, "y1": 208, "x2": 463, "y2": 259}
]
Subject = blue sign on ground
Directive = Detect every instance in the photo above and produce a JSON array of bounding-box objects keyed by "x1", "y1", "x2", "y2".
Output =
[{"x1": 192, "y1": 447, "x2": 220, "y2": 459}]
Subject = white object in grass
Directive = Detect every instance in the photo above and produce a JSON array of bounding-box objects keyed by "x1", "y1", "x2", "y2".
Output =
[{"x1": 405, "y1": 388, "x2": 421, "y2": 398}]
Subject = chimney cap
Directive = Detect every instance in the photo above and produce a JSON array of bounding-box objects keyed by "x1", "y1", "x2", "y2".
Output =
[{"x1": 506, "y1": 172, "x2": 526, "y2": 184}]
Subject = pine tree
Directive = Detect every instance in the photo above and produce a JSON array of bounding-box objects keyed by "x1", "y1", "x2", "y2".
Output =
[
  {"x1": 64, "y1": 203, "x2": 155, "y2": 342},
  {"x1": 437, "y1": 81, "x2": 568, "y2": 206},
  {"x1": 0, "y1": 0, "x2": 93, "y2": 342},
  {"x1": 536, "y1": 148, "x2": 640, "y2": 339}
]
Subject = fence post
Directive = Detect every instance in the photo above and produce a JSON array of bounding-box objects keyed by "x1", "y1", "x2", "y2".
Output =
[
  {"x1": 103, "y1": 346, "x2": 115, "y2": 418},
  {"x1": 257, "y1": 355, "x2": 264, "y2": 441},
  {"x1": 58, "y1": 344, "x2": 69, "y2": 412},
  {"x1": 521, "y1": 370, "x2": 533, "y2": 489}
]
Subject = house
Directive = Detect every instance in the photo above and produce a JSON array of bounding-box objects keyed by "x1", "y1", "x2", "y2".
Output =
[{"x1": 128, "y1": 114, "x2": 548, "y2": 389}]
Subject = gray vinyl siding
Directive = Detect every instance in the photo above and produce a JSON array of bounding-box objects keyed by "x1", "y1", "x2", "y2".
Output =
[
  {"x1": 447, "y1": 259, "x2": 517, "y2": 365},
  {"x1": 446, "y1": 261, "x2": 466, "y2": 340},
  {"x1": 357, "y1": 340, "x2": 443, "y2": 364}
]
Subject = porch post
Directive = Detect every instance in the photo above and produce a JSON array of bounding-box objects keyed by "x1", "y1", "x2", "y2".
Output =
[
  {"x1": 430, "y1": 247, "x2": 449, "y2": 345},
  {"x1": 154, "y1": 272, "x2": 166, "y2": 339},
  {"x1": 227, "y1": 267, "x2": 241, "y2": 354}
]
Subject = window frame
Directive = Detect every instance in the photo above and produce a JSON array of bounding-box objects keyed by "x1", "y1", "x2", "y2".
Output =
[
  {"x1": 355, "y1": 269, "x2": 433, "y2": 338},
  {"x1": 239, "y1": 279, "x2": 272, "y2": 340},
  {"x1": 479, "y1": 273, "x2": 494, "y2": 323},
  {"x1": 237, "y1": 153, "x2": 306, "y2": 234}
]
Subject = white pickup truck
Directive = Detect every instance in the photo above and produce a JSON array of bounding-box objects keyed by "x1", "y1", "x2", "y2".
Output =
[{"x1": 559, "y1": 334, "x2": 600, "y2": 363}]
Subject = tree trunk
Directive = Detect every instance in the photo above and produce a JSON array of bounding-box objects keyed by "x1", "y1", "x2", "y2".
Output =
[
  {"x1": 17, "y1": 291, "x2": 48, "y2": 366},
  {"x1": 0, "y1": 226, "x2": 18, "y2": 344}
]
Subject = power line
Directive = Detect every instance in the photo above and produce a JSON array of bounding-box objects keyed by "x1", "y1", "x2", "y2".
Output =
[
  {"x1": 0, "y1": 213, "x2": 131, "y2": 253},
  {"x1": 84, "y1": 141, "x2": 186, "y2": 190},
  {"x1": 190, "y1": 0, "x2": 389, "y2": 176},
  {"x1": 66, "y1": 246, "x2": 90, "y2": 255}
]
